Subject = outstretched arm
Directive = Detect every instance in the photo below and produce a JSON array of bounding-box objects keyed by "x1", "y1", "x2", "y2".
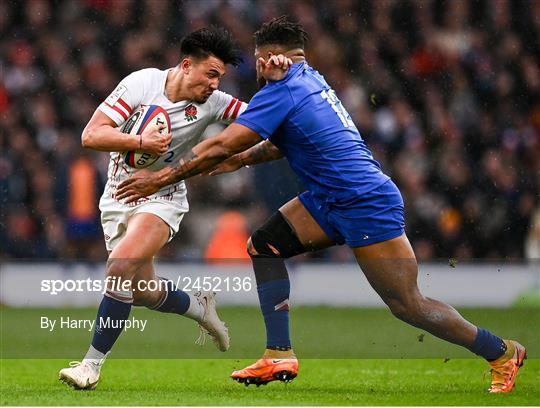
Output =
[
  {"x1": 208, "y1": 140, "x2": 283, "y2": 175},
  {"x1": 116, "y1": 123, "x2": 262, "y2": 203}
]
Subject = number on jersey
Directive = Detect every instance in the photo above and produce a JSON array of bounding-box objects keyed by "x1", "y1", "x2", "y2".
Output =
[{"x1": 321, "y1": 89, "x2": 355, "y2": 128}]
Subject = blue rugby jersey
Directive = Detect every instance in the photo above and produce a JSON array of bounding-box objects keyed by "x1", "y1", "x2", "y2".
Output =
[{"x1": 236, "y1": 62, "x2": 390, "y2": 202}]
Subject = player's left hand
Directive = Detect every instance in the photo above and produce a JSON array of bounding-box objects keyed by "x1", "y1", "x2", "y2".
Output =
[
  {"x1": 258, "y1": 54, "x2": 293, "y2": 82},
  {"x1": 116, "y1": 169, "x2": 160, "y2": 203}
]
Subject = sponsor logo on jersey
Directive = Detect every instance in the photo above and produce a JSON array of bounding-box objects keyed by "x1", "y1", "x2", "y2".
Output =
[
  {"x1": 105, "y1": 84, "x2": 127, "y2": 106},
  {"x1": 184, "y1": 104, "x2": 198, "y2": 122}
]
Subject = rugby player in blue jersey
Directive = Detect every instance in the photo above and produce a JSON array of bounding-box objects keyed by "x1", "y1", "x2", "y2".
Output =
[{"x1": 117, "y1": 16, "x2": 526, "y2": 393}]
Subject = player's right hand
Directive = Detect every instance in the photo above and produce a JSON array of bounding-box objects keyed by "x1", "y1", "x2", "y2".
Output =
[
  {"x1": 258, "y1": 54, "x2": 293, "y2": 82},
  {"x1": 140, "y1": 124, "x2": 172, "y2": 155},
  {"x1": 207, "y1": 156, "x2": 243, "y2": 176}
]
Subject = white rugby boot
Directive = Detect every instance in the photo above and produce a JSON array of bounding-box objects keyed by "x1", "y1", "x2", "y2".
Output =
[
  {"x1": 59, "y1": 361, "x2": 100, "y2": 390},
  {"x1": 194, "y1": 291, "x2": 230, "y2": 352}
]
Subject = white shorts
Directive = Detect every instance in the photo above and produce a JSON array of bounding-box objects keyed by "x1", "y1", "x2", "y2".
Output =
[{"x1": 99, "y1": 193, "x2": 189, "y2": 251}]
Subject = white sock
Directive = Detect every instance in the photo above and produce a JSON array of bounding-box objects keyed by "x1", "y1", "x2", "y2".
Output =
[
  {"x1": 183, "y1": 293, "x2": 204, "y2": 321},
  {"x1": 83, "y1": 345, "x2": 108, "y2": 370}
]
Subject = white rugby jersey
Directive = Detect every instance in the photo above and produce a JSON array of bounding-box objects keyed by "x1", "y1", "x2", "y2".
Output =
[{"x1": 98, "y1": 68, "x2": 247, "y2": 205}]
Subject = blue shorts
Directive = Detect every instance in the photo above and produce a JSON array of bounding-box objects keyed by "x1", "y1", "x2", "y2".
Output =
[{"x1": 298, "y1": 180, "x2": 405, "y2": 248}]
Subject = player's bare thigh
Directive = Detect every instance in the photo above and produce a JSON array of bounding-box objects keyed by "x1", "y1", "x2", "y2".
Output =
[
  {"x1": 109, "y1": 212, "x2": 170, "y2": 260},
  {"x1": 279, "y1": 196, "x2": 334, "y2": 251},
  {"x1": 351, "y1": 233, "x2": 420, "y2": 299},
  {"x1": 106, "y1": 213, "x2": 169, "y2": 305}
]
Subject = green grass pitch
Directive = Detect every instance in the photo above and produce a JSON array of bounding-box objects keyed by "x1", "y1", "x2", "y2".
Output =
[{"x1": 1, "y1": 307, "x2": 539, "y2": 405}]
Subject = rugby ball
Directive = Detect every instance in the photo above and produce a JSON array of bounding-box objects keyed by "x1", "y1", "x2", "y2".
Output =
[{"x1": 121, "y1": 105, "x2": 171, "y2": 168}]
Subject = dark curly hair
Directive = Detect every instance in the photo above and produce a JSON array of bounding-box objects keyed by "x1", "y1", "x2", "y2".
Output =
[
  {"x1": 180, "y1": 26, "x2": 243, "y2": 66},
  {"x1": 254, "y1": 16, "x2": 308, "y2": 49}
]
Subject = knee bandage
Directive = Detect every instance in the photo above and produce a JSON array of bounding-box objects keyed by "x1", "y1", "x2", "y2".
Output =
[{"x1": 249, "y1": 211, "x2": 306, "y2": 284}]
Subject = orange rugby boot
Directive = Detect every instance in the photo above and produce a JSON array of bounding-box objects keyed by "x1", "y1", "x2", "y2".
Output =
[
  {"x1": 488, "y1": 340, "x2": 526, "y2": 393},
  {"x1": 231, "y1": 357, "x2": 299, "y2": 386}
]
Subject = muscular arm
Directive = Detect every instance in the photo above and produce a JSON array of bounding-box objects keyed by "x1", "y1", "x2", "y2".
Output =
[
  {"x1": 115, "y1": 123, "x2": 263, "y2": 202},
  {"x1": 155, "y1": 124, "x2": 261, "y2": 186},
  {"x1": 206, "y1": 140, "x2": 283, "y2": 176},
  {"x1": 81, "y1": 110, "x2": 139, "y2": 152},
  {"x1": 237, "y1": 140, "x2": 283, "y2": 166},
  {"x1": 82, "y1": 109, "x2": 170, "y2": 155}
]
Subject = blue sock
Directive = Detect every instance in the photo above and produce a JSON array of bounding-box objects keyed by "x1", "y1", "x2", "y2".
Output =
[
  {"x1": 257, "y1": 279, "x2": 291, "y2": 350},
  {"x1": 470, "y1": 327, "x2": 507, "y2": 361},
  {"x1": 91, "y1": 294, "x2": 132, "y2": 354},
  {"x1": 153, "y1": 278, "x2": 191, "y2": 315}
]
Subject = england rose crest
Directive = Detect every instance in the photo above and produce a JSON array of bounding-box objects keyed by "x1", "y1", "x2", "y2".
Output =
[{"x1": 184, "y1": 105, "x2": 197, "y2": 122}]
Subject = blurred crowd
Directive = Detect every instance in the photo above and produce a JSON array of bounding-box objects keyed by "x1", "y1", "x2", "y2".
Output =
[{"x1": 1, "y1": 0, "x2": 539, "y2": 261}]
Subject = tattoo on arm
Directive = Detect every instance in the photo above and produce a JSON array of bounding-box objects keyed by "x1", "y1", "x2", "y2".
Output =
[
  {"x1": 243, "y1": 141, "x2": 283, "y2": 165},
  {"x1": 170, "y1": 150, "x2": 200, "y2": 182},
  {"x1": 159, "y1": 128, "x2": 265, "y2": 185}
]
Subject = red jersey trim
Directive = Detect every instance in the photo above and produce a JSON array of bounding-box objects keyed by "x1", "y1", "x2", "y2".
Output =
[
  {"x1": 104, "y1": 101, "x2": 128, "y2": 120},
  {"x1": 231, "y1": 99, "x2": 243, "y2": 120},
  {"x1": 117, "y1": 98, "x2": 132, "y2": 114},
  {"x1": 223, "y1": 98, "x2": 237, "y2": 119}
]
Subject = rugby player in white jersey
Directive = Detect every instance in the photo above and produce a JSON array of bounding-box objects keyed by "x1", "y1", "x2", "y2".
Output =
[{"x1": 59, "y1": 26, "x2": 291, "y2": 390}]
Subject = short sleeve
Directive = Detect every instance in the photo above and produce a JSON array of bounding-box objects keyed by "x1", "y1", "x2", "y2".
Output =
[
  {"x1": 209, "y1": 90, "x2": 247, "y2": 124},
  {"x1": 98, "y1": 71, "x2": 145, "y2": 126},
  {"x1": 235, "y1": 84, "x2": 294, "y2": 140}
]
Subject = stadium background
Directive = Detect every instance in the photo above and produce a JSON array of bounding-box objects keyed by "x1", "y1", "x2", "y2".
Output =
[
  {"x1": 1, "y1": 0, "x2": 539, "y2": 262},
  {"x1": 1, "y1": 1, "x2": 539, "y2": 405}
]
